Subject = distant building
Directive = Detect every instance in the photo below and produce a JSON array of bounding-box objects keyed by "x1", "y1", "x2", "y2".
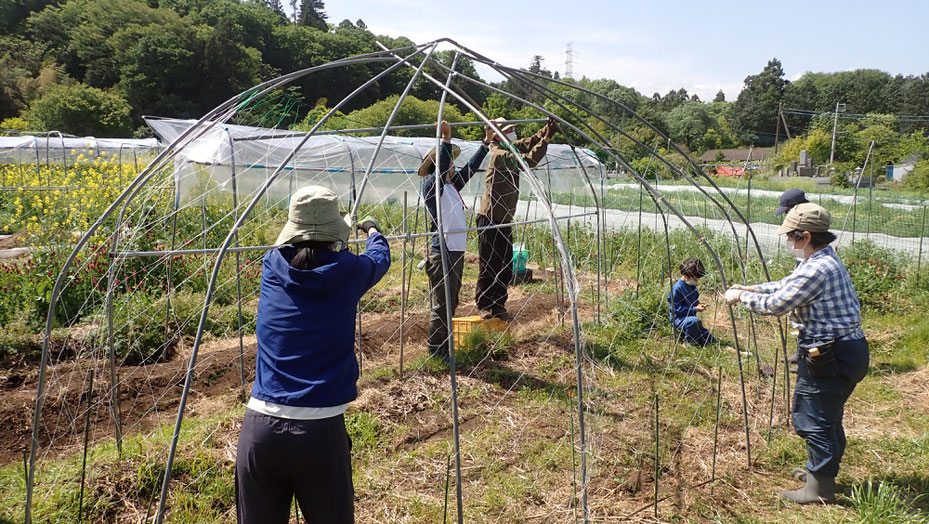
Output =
[
  {"x1": 698, "y1": 147, "x2": 775, "y2": 164},
  {"x1": 887, "y1": 156, "x2": 918, "y2": 182}
]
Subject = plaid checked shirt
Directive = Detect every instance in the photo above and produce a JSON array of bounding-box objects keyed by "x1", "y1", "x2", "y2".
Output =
[{"x1": 740, "y1": 246, "x2": 864, "y2": 341}]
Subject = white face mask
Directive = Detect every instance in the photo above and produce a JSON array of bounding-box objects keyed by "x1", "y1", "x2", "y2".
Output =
[
  {"x1": 504, "y1": 130, "x2": 518, "y2": 142},
  {"x1": 787, "y1": 238, "x2": 807, "y2": 261}
]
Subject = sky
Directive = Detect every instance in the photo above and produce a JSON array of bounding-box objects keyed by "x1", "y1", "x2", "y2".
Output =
[{"x1": 319, "y1": 0, "x2": 929, "y2": 102}]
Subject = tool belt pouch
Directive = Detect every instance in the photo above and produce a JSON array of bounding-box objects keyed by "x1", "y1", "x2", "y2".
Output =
[{"x1": 801, "y1": 340, "x2": 838, "y2": 378}]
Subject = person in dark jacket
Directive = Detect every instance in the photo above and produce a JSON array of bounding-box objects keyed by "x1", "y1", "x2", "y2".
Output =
[
  {"x1": 420, "y1": 121, "x2": 493, "y2": 360},
  {"x1": 668, "y1": 258, "x2": 717, "y2": 346},
  {"x1": 475, "y1": 117, "x2": 559, "y2": 321},
  {"x1": 235, "y1": 185, "x2": 390, "y2": 524},
  {"x1": 776, "y1": 188, "x2": 811, "y2": 364},
  {"x1": 775, "y1": 188, "x2": 809, "y2": 216}
]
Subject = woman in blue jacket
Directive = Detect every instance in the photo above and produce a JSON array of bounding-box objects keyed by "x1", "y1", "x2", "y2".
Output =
[{"x1": 236, "y1": 186, "x2": 390, "y2": 523}]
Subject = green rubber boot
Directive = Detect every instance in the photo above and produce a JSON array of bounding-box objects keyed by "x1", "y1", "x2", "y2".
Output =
[{"x1": 781, "y1": 471, "x2": 835, "y2": 504}]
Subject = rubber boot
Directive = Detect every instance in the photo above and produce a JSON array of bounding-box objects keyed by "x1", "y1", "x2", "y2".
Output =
[
  {"x1": 781, "y1": 471, "x2": 835, "y2": 504},
  {"x1": 791, "y1": 467, "x2": 807, "y2": 482}
]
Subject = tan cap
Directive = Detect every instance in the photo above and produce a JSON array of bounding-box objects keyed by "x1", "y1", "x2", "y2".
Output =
[
  {"x1": 275, "y1": 185, "x2": 351, "y2": 245},
  {"x1": 775, "y1": 202, "x2": 831, "y2": 234},
  {"x1": 417, "y1": 144, "x2": 461, "y2": 177}
]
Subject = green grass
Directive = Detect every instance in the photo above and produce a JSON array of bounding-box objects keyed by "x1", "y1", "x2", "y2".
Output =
[
  {"x1": 1, "y1": 410, "x2": 241, "y2": 523},
  {"x1": 849, "y1": 478, "x2": 929, "y2": 524},
  {"x1": 5, "y1": 218, "x2": 929, "y2": 522}
]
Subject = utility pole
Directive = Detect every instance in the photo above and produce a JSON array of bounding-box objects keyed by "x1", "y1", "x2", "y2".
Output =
[
  {"x1": 774, "y1": 103, "x2": 781, "y2": 155},
  {"x1": 829, "y1": 102, "x2": 846, "y2": 166},
  {"x1": 780, "y1": 108, "x2": 791, "y2": 140}
]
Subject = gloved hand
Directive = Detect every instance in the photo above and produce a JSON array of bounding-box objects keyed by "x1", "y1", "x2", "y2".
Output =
[
  {"x1": 730, "y1": 284, "x2": 757, "y2": 292},
  {"x1": 544, "y1": 117, "x2": 560, "y2": 138},
  {"x1": 358, "y1": 215, "x2": 379, "y2": 233},
  {"x1": 724, "y1": 288, "x2": 744, "y2": 305}
]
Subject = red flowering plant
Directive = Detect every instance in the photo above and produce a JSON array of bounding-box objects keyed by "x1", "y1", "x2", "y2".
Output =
[{"x1": 840, "y1": 241, "x2": 907, "y2": 313}]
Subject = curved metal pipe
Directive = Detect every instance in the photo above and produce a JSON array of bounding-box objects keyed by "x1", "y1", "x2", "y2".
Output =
[
  {"x1": 429, "y1": 44, "x2": 755, "y2": 467},
  {"x1": 376, "y1": 40, "x2": 595, "y2": 519},
  {"x1": 151, "y1": 45, "x2": 431, "y2": 523},
  {"x1": 25, "y1": 46, "x2": 428, "y2": 524}
]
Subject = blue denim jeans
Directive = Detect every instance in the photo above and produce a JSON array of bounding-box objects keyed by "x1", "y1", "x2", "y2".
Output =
[
  {"x1": 792, "y1": 336, "x2": 869, "y2": 478},
  {"x1": 674, "y1": 316, "x2": 717, "y2": 346}
]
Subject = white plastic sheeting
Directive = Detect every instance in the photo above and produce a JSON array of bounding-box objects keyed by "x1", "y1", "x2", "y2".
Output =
[
  {"x1": 0, "y1": 135, "x2": 161, "y2": 165},
  {"x1": 145, "y1": 117, "x2": 605, "y2": 207}
]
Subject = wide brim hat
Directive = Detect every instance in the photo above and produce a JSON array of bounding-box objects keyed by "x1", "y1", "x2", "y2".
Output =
[
  {"x1": 275, "y1": 185, "x2": 352, "y2": 245},
  {"x1": 774, "y1": 188, "x2": 810, "y2": 216},
  {"x1": 775, "y1": 202, "x2": 831, "y2": 234},
  {"x1": 417, "y1": 143, "x2": 461, "y2": 177},
  {"x1": 490, "y1": 117, "x2": 517, "y2": 137}
]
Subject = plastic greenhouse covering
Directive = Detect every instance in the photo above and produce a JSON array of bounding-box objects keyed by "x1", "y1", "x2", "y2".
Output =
[
  {"x1": 144, "y1": 117, "x2": 605, "y2": 207},
  {"x1": 0, "y1": 135, "x2": 160, "y2": 165}
]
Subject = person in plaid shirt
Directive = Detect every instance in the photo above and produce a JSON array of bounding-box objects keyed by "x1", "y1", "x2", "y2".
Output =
[{"x1": 725, "y1": 203, "x2": 869, "y2": 505}]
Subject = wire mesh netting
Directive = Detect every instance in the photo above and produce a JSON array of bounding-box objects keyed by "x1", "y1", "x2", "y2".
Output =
[{"x1": 6, "y1": 38, "x2": 927, "y2": 524}]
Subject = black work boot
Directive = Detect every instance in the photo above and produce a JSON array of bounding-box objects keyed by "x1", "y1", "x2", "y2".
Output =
[{"x1": 781, "y1": 471, "x2": 835, "y2": 504}]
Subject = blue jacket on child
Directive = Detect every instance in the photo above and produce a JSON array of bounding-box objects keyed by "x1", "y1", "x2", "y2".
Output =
[
  {"x1": 668, "y1": 278, "x2": 716, "y2": 345},
  {"x1": 668, "y1": 279, "x2": 699, "y2": 325},
  {"x1": 251, "y1": 233, "x2": 390, "y2": 408}
]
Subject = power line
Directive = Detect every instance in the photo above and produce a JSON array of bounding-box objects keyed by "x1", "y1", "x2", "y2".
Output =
[{"x1": 783, "y1": 108, "x2": 929, "y2": 122}]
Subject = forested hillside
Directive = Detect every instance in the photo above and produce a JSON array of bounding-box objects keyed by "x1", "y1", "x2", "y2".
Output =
[{"x1": 1, "y1": 0, "x2": 927, "y2": 170}]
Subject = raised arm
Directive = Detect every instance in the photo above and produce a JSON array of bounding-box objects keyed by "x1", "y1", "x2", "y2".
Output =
[
  {"x1": 357, "y1": 221, "x2": 391, "y2": 293},
  {"x1": 452, "y1": 124, "x2": 493, "y2": 190},
  {"x1": 514, "y1": 118, "x2": 558, "y2": 168}
]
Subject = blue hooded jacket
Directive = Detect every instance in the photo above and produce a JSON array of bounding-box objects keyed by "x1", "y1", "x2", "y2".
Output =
[{"x1": 251, "y1": 233, "x2": 390, "y2": 407}]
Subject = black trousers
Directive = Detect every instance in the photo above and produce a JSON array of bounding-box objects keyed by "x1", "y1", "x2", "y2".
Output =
[
  {"x1": 236, "y1": 410, "x2": 354, "y2": 524},
  {"x1": 426, "y1": 251, "x2": 464, "y2": 357},
  {"x1": 475, "y1": 214, "x2": 512, "y2": 312}
]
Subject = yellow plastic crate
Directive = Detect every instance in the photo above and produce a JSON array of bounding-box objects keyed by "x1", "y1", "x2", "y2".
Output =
[{"x1": 451, "y1": 315, "x2": 508, "y2": 350}]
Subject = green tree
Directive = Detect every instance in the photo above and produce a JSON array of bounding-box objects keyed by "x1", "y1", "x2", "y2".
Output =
[
  {"x1": 771, "y1": 128, "x2": 831, "y2": 170},
  {"x1": 416, "y1": 50, "x2": 488, "y2": 110},
  {"x1": 905, "y1": 159, "x2": 929, "y2": 194},
  {"x1": 265, "y1": 0, "x2": 286, "y2": 19},
  {"x1": 528, "y1": 55, "x2": 552, "y2": 78},
  {"x1": 0, "y1": 35, "x2": 43, "y2": 119},
  {"x1": 27, "y1": 83, "x2": 132, "y2": 136},
  {"x1": 297, "y1": 0, "x2": 327, "y2": 30},
  {"x1": 0, "y1": 0, "x2": 59, "y2": 33},
  {"x1": 667, "y1": 101, "x2": 713, "y2": 151},
  {"x1": 266, "y1": 24, "x2": 378, "y2": 114},
  {"x1": 114, "y1": 23, "x2": 201, "y2": 118},
  {"x1": 482, "y1": 92, "x2": 515, "y2": 120},
  {"x1": 295, "y1": 95, "x2": 479, "y2": 139},
  {"x1": 53, "y1": 0, "x2": 177, "y2": 88},
  {"x1": 289, "y1": 97, "x2": 350, "y2": 131},
  {"x1": 713, "y1": 90, "x2": 725, "y2": 103},
  {"x1": 731, "y1": 58, "x2": 787, "y2": 143}
]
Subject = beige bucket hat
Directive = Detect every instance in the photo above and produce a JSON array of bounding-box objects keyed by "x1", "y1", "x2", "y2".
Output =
[
  {"x1": 275, "y1": 185, "x2": 351, "y2": 245},
  {"x1": 490, "y1": 117, "x2": 517, "y2": 136},
  {"x1": 775, "y1": 202, "x2": 832, "y2": 234},
  {"x1": 417, "y1": 143, "x2": 461, "y2": 177}
]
